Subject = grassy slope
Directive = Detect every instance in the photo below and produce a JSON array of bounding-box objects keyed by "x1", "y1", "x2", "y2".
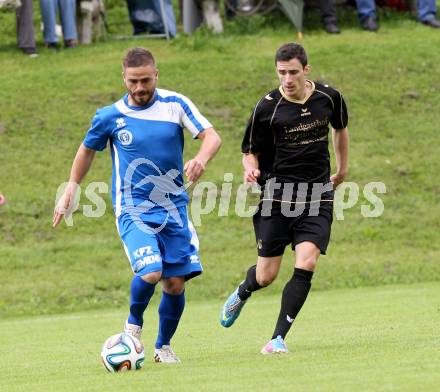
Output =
[
  {"x1": 1, "y1": 283, "x2": 439, "y2": 391},
  {"x1": 0, "y1": 8, "x2": 440, "y2": 317}
]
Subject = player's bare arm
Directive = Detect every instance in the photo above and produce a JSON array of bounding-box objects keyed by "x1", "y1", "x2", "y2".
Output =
[
  {"x1": 52, "y1": 144, "x2": 96, "y2": 227},
  {"x1": 242, "y1": 153, "x2": 260, "y2": 183},
  {"x1": 331, "y1": 127, "x2": 349, "y2": 189},
  {"x1": 184, "y1": 127, "x2": 221, "y2": 183}
]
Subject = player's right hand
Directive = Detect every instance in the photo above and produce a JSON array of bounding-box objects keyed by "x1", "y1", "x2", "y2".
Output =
[
  {"x1": 184, "y1": 158, "x2": 206, "y2": 183},
  {"x1": 52, "y1": 183, "x2": 76, "y2": 227},
  {"x1": 244, "y1": 168, "x2": 260, "y2": 183}
]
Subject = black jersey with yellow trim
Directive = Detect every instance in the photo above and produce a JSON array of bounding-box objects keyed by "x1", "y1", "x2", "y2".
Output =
[{"x1": 241, "y1": 81, "x2": 348, "y2": 187}]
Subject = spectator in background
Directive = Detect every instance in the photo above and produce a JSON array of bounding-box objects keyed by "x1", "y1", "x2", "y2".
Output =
[
  {"x1": 417, "y1": 0, "x2": 440, "y2": 28},
  {"x1": 355, "y1": 0, "x2": 440, "y2": 31},
  {"x1": 16, "y1": 0, "x2": 38, "y2": 56},
  {"x1": 40, "y1": 0, "x2": 78, "y2": 48},
  {"x1": 354, "y1": 0, "x2": 379, "y2": 31},
  {"x1": 318, "y1": 0, "x2": 340, "y2": 34},
  {"x1": 226, "y1": 0, "x2": 339, "y2": 34},
  {"x1": 0, "y1": 193, "x2": 6, "y2": 206},
  {"x1": 126, "y1": 0, "x2": 177, "y2": 37}
]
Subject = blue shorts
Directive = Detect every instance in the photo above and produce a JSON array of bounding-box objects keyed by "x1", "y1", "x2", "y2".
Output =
[{"x1": 116, "y1": 206, "x2": 202, "y2": 280}]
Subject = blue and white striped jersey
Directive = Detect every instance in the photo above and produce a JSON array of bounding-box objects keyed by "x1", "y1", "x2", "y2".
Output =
[{"x1": 83, "y1": 88, "x2": 212, "y2": 217}]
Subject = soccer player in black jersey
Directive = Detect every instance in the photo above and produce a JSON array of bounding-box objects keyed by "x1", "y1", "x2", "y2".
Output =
[{"x1": 220, "y1": 42, "x2": 349, "y2": 354}]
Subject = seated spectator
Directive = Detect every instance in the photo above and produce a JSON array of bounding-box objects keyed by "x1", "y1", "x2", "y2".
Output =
[
  {"x1": 355, "y1": 0, "x2": 440, "y2": 31},
  {"x1": 16, "y1": 0, "x2": 38, "y2": 56},
  {"x1": 40, "y1": 0, "x2": 78, "y2": 48},
  {"x1": 225, "y1": 0, "x2": 339, "y2": 34},
  {"x1": 126, "y1": 0, "x2": 177, "y2": 37},
  {"x1": 417, "y1": 0, "x2": 440, "y2": 28}
]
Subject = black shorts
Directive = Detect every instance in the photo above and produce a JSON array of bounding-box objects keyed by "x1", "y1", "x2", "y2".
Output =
[{"x1": 253, "y1": 201, "x2": 333, "y2": 257}]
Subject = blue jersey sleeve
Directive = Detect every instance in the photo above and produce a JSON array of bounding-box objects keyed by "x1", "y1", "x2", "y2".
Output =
[
  {"x1": 177, "y1": 94, "x2": 213, "y2": 138},
  {"x1": 83, "y1": 110, "x2": 110, "y2": 151}
]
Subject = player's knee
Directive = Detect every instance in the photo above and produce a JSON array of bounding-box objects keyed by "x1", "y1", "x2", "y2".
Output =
[
  {"x1": 165, "y1": 285, "x2": 184, "y2": 295},
  {"x1": 140, "y1": 271, "x2": 162, "y2": 284},
  {"x1": 256, "y1": 272, "x2": 277, "y2": 287},
  {"x1": 162, "y1": 277, "x2": 185, "y2": 295},
  {"x1": 296, "y1": 257, "x2": 317, "y2": 272}
]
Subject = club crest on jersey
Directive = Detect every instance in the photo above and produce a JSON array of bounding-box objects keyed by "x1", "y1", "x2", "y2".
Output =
[
  {"x1": 118, "y1": 129, "x2": 133, "y2": 145},
  {"x1": 116, "y1": 117, "x2": 126, "y2": 128},
  {"x1": 190, "y1": 255, "x2": 200, "y2": 264}
]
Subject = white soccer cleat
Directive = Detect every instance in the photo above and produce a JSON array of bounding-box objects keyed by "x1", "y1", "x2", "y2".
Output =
[
  {"x1": 260, "y1": 335, "x2": 289, "y2": 355},
  {"x1": 154, "y1": 345, "x2": 181, "y2": 363},
  {"x1": 124, "y1": 321, "x2": 142, "y2": 341}
]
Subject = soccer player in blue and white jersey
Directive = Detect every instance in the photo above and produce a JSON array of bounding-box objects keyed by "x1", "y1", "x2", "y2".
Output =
[{"x1": 53, "y1": 47, "x2": 221, "y2": 363}]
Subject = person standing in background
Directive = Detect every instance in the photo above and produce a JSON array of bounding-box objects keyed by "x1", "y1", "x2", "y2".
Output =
[
  {"x1": 40, "y1": 0, "x2": 78, "y2": 48},
  {"x1": 318, "y1": 0, "x2": 340, "y2": 34},
  {"x1": 16, "y1": 0, "x2": 38, "y2": 56}
]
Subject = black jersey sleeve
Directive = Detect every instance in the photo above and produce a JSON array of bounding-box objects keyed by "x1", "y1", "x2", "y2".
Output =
[
  {"x1": 241, "y1": 97, "x2": 269, "y2": 154},
  {"x1": 330, "y1": 90, "x2": 348, "y2": 130}
]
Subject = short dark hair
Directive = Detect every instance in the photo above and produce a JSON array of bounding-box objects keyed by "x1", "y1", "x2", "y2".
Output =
[
  {"x1": 123, "y1": 47, "x2": 156, "y2": 68},
  {"x1": 275, "y1": 43, "x2": 307, "y2": 67}
]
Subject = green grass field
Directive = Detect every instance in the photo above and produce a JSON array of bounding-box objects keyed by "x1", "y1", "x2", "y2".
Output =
[
  {"x1": 1, "y1": 9, "x2": 439, "y2": 317},
  {"x1": 1, "y1": 283, "x2": 439, "y2": 391},
  {"x1": 1, "y1": 4, "x2": 440, "y2": 390}
]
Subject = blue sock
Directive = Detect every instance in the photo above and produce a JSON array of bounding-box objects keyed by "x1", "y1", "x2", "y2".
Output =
[
  {"x1": 128, "y1": 276, "x2": 156, "y2": 326},
  {"x1": 155, "y1": 291, "x2": 185, "y2": 348}
]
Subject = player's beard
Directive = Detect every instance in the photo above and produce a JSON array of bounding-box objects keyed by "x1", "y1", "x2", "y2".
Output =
[
  {"x1": 124, "y1": 80, "x2": 155, "y2": 106},
  {"x1": 128, "y1": 89, "x2": 154, "y2": 106}
]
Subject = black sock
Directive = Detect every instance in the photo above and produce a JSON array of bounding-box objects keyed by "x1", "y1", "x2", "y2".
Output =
[
  {"x1": 272, "y1": 268, "x2": 314, "y2": 339},
  {"x1": 237, "y1": 265, "x2": 262, "y2": 301}
]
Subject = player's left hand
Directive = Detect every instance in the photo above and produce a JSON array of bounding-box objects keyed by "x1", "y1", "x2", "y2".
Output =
[
  {"x1": 330, "y1": 173, "x2": 346, "y2": 189},
  {"x1": 184, "y1": 158, "x2": 206, "y2": 183}
]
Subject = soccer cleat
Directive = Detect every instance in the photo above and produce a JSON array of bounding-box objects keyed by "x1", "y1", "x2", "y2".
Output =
[
  {"x1": 260, "y1": 335, "x2": 289, "y2": 354},
  {"x1": 220, "y1": 287, "x2": 247, "y2": 328},
  {"x1": 154, "y1": 345, "x2": 181, "y2": 363},
  {"x1": 124, "y1": 321, "x2": 142, "y2": 341}
]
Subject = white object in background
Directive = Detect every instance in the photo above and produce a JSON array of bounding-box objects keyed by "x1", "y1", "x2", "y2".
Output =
[{"x1": 0, "y1": 0, "x2": 21, "y2": 10}]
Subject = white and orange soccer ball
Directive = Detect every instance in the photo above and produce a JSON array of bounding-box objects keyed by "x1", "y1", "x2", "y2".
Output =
[{"x1": 101, "y1": 333, "x2": 144, "y2": 372}]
